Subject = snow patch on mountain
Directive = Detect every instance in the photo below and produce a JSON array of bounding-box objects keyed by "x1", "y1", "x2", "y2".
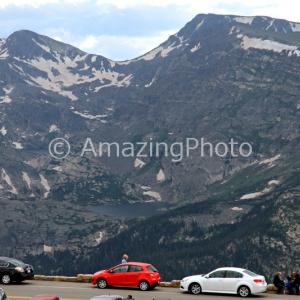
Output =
[
  {"x1": 0, "y1": 126, "x2": 7, "y2": 135},
  {"x1": 190, "y1": 42, "x2": 201, "y2": 53},
  {"x1": 44, "y1": 245, "x2": 53, "y2": 253},
  {"x1": 266, "y1": 19, "x2": 275, "y2": 31},
  {"x1": 233, "y1": 16, "x2": 255, "y2": 25},
  {"x1": 290, "y1": 22, "x2": 300, "y2": 32},
  {"x1": 259, "y1": 154, "x2": 281, "y2": 166},
  {"x1": 12, "y1": 142, "x2": 23, "y2": 149},
  {"x1": 72, "y1": 110, "x2": 107, "y2": 120},
  {"x1": 134, "y1": 158, "x2": 146, "y2": 168},
  {"x1": 117, "y1": 36, "x2": 184, "y2": 65},
  {"x1": 22, "y1": 171, "x2": 31, "y2": 189},
  {"x1": 0, "y1": 86, "x2": 13, "y2": 103},
  {"x1": 195, "y1": 20, "x2": 204, "y2": 31},
  {"x1": 156, "y1": 169, "x2": 166, "y2": 182},
  {"x1": 239, "y1": 35, "x2": 299, "y2": 55},
  {"x1": 0, "y1": 39, "x2": 5, "y2": 48},
  {"x1": 20, "y1": 53, "x2": 134, "y2": 100},
  {"x1": 145, "y1": 78, "x2": 155, "y2": 88},
  {"x1": 231, "y1": 207, "x2": 243, "y2": 211},
  {"x1": 143, "y1": 190, "x2": 161, "y2": 201},
  {"x1": 49, "y1": 124, "x2": 59, "y2": 132},
  {"x1": 4, "y1": 87, "x2": 14, "y2": 94},
  {"x1": 39, "y1": 174, "x2": 50, "y2": 198},
  {"x1": 0, "y1": 49, "x2": 9, "y2": 59},
  {"x1": 53, "y1": 166, "x2": 62, "y2": 171},
  {"x1": 94, "y1": 73, "x2": 133, "y2": 91},
  {"x1": 229, "y1": 26, "x2": 236, "y2": 35},
  {"x1": 268, "y1": 180, "x2": 280, "y2": 186},
  {"x1": 240, "y1": 179, "x2": 280, "y2": 200},
  {"x1": 2, "y1": 168, "x2": 18, "y2": 195},
  {"x1": 95, "y1": 231, "x2": 103, "y2": 245},
  {"x1": 32, "y1": 38, "x2": 51, "y2": 53}
]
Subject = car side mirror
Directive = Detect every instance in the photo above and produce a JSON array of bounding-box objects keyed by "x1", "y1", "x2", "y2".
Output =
[{"x1": 205, "y1": 276, "x2": 209, "y2": 278}]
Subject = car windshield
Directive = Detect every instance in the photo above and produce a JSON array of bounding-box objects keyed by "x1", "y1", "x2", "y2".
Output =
[
  {"x1": 243, "y1": 269, "x2": 259, "y2": 277},
  {"x1": 146, "y1": 265, "x2": 158, "y2": 272},
  {"x1": 7, "y1": 258, "x2": 25, "y2": 266}
]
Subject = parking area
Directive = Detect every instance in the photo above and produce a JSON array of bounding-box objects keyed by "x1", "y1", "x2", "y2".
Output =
[{"x1": 2, "y1": 280, "x2": 285, "y2": 300}]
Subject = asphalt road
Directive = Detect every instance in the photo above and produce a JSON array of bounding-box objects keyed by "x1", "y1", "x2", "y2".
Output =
[{"x1": 3, "y1": 280, "x2": 285, "y2": 300}]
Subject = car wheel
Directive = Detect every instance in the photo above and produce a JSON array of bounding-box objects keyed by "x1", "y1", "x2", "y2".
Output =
[
  {"x1": 1, "y1": 274, "x2": 12, "y2": 285},
  {"x1": 238, "y1": 286, "x2": 251, "y2": 297},
  {"x1": 190, "y1": 282, "x2": 201, "y2": 295},
  {"x1": 96, "y1": 278, "x2": 107, "y2": 289},
  {"x1": 139, "y1": 280, "x2": 149, "y2": 291}
]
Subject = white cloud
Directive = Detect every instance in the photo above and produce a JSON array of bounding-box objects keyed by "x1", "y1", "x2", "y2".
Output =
[
  {"x1": 0, "y1": 0, "x2": 59, "y2": 9},
  {"x1": 2, "y1": 0, "x2": 300, "y2": 60},
  {"x1": 73, "y1": 30, "x2": 175, "y2": 60},
  {"x1": 78, "y1": 35, "x2": 99, "y2": 50},
  {"x1": 0, "y1": 0, "x2": 89, "y2": 9},
  {"x1": 93, "y1": 0, "x2": 300, "y2": 23}
]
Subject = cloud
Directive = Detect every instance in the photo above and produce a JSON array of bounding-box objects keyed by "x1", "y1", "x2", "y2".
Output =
[
  {"x1": 73, "y1": 30, "x2": 175, "y2": 60},
  {"x1": 0, "y1": 0, "x2": 59, "y2": 9},
  {"x1": 77, "y1": 35, "x2": 99, "y2": 51},
  {"x1": 1, "y1": 0, "x2": 300, "y2": 60}
]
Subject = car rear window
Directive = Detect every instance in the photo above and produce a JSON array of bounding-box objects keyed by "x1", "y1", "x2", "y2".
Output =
[
  {"x1": 146, "y1": 265, "x2": 158, "y2": 272},
  {"x1": 243, "y1": 270, "x2": 259, "y2": 277},
  {"x1": 226, "y1": 271, "x2": 243, "y2": 278}
]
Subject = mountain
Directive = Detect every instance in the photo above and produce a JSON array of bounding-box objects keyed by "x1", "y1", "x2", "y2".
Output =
[{"x1": 0, "y1": 14, "x2": 299, "y2": 280}]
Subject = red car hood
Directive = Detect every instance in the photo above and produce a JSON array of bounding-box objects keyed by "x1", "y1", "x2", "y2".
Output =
[{"x1": 93, "y1": 270, "x2": 106, "y2": 276}]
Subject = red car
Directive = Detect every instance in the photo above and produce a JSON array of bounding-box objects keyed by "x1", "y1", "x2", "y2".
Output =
[{"x1": 92, "y1": 262, "x2": 161, "y2": 291}]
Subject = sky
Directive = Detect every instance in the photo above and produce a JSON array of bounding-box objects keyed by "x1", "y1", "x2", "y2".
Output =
[{"x1": 0, "y1": 0, "x2": 300, "y2": 61}]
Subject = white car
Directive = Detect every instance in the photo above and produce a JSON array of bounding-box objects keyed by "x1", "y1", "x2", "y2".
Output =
[{"x1": 180, "y1": 267, "x2": 267, "y2": 297}]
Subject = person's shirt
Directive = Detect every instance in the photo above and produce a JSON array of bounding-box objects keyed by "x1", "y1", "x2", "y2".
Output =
[
  {"x1": 287, "y1": 275, "x2": 296, "y2": 284},
  {"x1": 274, "y1": 275, "x2": 284, "y2": 285},
  {"x1": 122, "y1": 259, "x2": 127, "y2": 263}
]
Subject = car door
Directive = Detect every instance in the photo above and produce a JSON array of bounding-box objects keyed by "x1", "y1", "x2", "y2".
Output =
[
  {"x1": 108, "y1": 266, "x2": 129, "y2": 286},
  {"x1": 223, "y1": 270, "x2": 243, "y2": 292},
  {"x1": 126, "y1": 265, "x2": 144, "y2": 286},
  {"x1": 202, "y1": 270, "x2": 225, "y2": 292},
  {"x1": 0, "y1": 260, "x2": 9, "y2": 277}
]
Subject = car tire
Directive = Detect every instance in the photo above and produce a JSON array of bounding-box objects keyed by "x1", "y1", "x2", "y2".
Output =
[
  {"x1": 139, "y1": 280, "x2": 150, "y2": 291},
  {"x1": 189, "y1": 282, "x2": 201, "y2": 295},
  {"x1": 1, "y1": 274, "x2": 12, "y2": 285},
  {"x1": 238, "y1": 285, "x2": 251, "y2": 297},
  {"x1": 96, "y1": 278, "x2": 107, "y2": 289}
]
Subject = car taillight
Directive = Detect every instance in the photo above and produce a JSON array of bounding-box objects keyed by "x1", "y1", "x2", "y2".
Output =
[
  {"x1": 15, "y1": 267, "x2": 24, "y2": 272},
  {"x1": 254, "y1": 279, "x2": 262, "y2": 283}
]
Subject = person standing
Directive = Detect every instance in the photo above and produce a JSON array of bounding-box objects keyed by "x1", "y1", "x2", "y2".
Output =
[
  {"x1": 286, "y1": 271, "x2": 300, "y2": 295},
  {"x1": 122, "y1": 254, "x2": 128, "y2": 264},
  {"x1": 273, "y1": 272, "x2": 285, "y2": 294}
]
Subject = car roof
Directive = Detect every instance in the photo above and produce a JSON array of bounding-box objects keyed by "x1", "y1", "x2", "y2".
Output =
[
  {"x1": 89, "y1": 296, "x2": 123, "y2": 300},
  {"x1": 0, "y1": 257, "x2": 11, "y2": 261},
  {"x1": 213, "y1": 267, "x2": 246, "y2": 272},
  {"x1": 116, "y1": 262, "x2": 150, "y2": 266},
  {"x1": 0, "y1": 256, "x2": 24, "y2": 261}
]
